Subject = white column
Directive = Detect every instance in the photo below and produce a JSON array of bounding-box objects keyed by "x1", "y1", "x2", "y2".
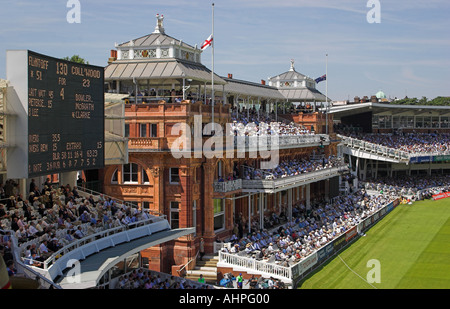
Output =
[
  {"x1": 248, "y1": 195, "x2": 251, "y2": 234},
  {"x1": 259, "y1": 193, "x2": 263, "y2": 231},
  {"x1": 306, "y1": 184, "x2": 311, "y2": 210},
  {"x1": 288, "y1": 188, "x2": 293, "y2": 223}
]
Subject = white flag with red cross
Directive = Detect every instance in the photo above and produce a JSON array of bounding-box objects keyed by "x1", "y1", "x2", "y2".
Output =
[{"x1": 201, "y1": 34, "x2": 213, "y2": 50}]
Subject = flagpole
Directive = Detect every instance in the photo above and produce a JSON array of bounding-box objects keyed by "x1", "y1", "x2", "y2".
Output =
[
  {"x1": 211, "y1": 2, "x2": 215, "y2": 133},
  {"x1": 325, "y1": 53, "x2": 328, "y2": 135}
]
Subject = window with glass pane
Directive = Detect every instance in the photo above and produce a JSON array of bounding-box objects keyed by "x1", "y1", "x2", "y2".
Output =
[
  {"x1": 423, "y1": 117, "x2": 431, "y2": 128},
  {"x1": 372, "y1": 115, "x2": 379, "y2": 128},
  {"x1": 213, "y1": 199, "x2": 223, "y2": 214},
  {"x1": 400, "y1": 116, "x2": 407, "y2": 128},
  {"x1": 441, "y1": 117, "x2": 449, "y2": 128},
  {"x1": 378, "y1": 115, "x2": 385, "y2": 128},
  {"x1": 407, "y1": 116, "x2": 414, "y2": 128},
  {"x1": 213, "y1": 199, "x2": 224, "y2": 231},
  {"x1": 125, "y1": 124, "x2": 130, "y2": 137},
  {"x1": 123, "y1": 163, "x2": 138, "y2": 183},
  {"x1": 393, "y1": 116, "x2": 400, "y2": 128},
  {"x1": 214, "y1": 213, "x2": 224, "y2": 231},
  {"x1": 170, "y1": 201, "x2": 179, "y2": 229},
  {"x1": 111, "y1": 168, "x2": 118, "y2": 184},
  {"x1": 415, "y1": 117, "x2": 423, "y2": 128},
  {"x1": 140, "y1": 124, "x2": 147, "y2": 137},
  {"x1": 171, "y1": 201, "x2": 179, "y2": 210},
  {"x1": 385, "y1": 116, "x2": 392, "y2": 128},
  {"x1": 170, "y1": 168, "x2": 180, "y2": 183},
  {"x1": 150, "y1": 123, "x2": 158, "y2": 137},
  {"x1": 432, "y1": 117, "x2": 440, "y2": 128},
  {"x1": 142, "y1": 169, "x2": 149, "y2": 183}
]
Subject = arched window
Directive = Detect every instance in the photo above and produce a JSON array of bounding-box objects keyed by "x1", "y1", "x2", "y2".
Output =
[
  {"x1": 142, "y1": 169, "x2": 149, "y2": 184},
  {"x1": 111, "y1": 168, "x2": 118, "y2": 184},
  {"x1": 110, "y1": 163, "x2": 151, "y2": 185},
  {"x1": 123, "y1": 163, "x2": 139, "y2": 184}
]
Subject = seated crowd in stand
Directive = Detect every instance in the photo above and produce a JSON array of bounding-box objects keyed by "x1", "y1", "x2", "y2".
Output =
[
  {"x1": 221, "y1": 173, "x2": 449, "y2": 267},
  {"x1": 243, "y1": 155, "x2": 343, "y2": 180},
  {"x1": 221, "y1": 188, "x2": 397, "y2": 267},
  {"x1": 113, "y1": 270, "x2": 213, "y2": 290},
  {"x1": 338, "y1": 130, "x2": 450, "y2": 154},
  {"x1": 0, "y1": 179, "x2": 156, "y2": 268},
  {"x1": 230, "y1": 106, "x2": 313, "y2": 136},
  {"x1": 364, "y1": 174, "x2": 450, "y2": 200}
]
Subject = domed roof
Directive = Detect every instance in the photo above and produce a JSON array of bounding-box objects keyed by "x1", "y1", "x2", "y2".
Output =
[
  {"x1": 268, "y1": 59, "x2": 311, "y2": 82},
  {"x1": 376, "y1": 90, "x2": 386, "y2": 99}
]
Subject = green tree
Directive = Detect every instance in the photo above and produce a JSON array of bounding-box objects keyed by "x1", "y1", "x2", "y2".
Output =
[
  {"x1": 429, "y1": 96, "x2": 450, "y2": 106},
  {"x1": 62, "y1": 55, "x2": 89, "y2": 64}
]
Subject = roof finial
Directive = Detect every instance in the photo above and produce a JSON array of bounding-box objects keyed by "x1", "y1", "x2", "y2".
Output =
[
  {"x1": 289, "y1": 59, "x2": 295, "y2": 71},
  {"x1": 154, "y1": 13, "x2": 165, "y2": 34}
]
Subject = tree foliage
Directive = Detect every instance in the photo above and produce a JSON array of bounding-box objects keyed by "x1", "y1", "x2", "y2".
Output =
[
  {"x1": 62, "y1": 55, "x2": 89, "y2": 64},
  {"x1": 391, "y1": 96, "x2": 450, "y2": 106}
]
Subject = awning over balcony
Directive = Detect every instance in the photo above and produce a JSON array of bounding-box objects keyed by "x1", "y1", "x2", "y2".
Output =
[
  {"x1": 209, "y1": 77, "x2": 286, "y2": 101},
  {"x1": 104, "y1": 59, "x2": 226, "y2": 85},
  {"x1": 278, "y1": 87, "x2": 328, "y2": 102}
]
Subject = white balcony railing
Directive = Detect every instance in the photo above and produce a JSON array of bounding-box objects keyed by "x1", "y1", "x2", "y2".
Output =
[
  {"x1": 213, "y1": 179, "x2": 243, "y2": 193},
  {"x1": 338, "y1": 134, "x2": 410, "y2": 161},
  {"x1": 219, "y1": 251, "x2": 292, "y2": 279},
  {"x1": 234, "y1": 134, "x2": 329, "y2": 151},
  {"x1": 242, "y1": 165, "x2": 348, "y2": 191}
]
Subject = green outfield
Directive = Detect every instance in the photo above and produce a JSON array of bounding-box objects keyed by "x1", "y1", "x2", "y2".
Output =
[{"x1": 298, "y1": 198, "x2": 450, "y2": 289}]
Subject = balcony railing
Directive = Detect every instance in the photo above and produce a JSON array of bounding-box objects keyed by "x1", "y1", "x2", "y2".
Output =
[
  {"x1": 213, "y1": 179, "x2": 243, "y2": 193},
  {"x1": 242, "y1": 165, "x2": 349, "y2": 191},
  {"x1": 234, "y1": 134, "x2": 329, "y2": 151},
  {"x1": 219, "y1": 251, "x2": 292, "y2": 279},
  {"x1": 128, "y1": 137, "x2": 167, "y2": 151},
  {"x1": 128, "y1": 134, "x2": 330, "y2": 153},
  {"x1": 338, "y1": 134, "x2": 410, "y2": 162},
  {"x1": 339, "y1": 134, "x2": 450, "y2": 163}
]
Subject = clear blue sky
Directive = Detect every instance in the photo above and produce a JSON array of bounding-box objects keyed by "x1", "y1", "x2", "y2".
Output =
[{"x1": 1, "y1": 0, "x2": 449, "y2": 100}]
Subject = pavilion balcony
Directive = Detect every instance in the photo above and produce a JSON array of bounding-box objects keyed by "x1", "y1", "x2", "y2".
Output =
[
  {"x1": 124, "y1": 100, "x2": 230, "y2": 119},
  {"x1": 241, "y1": 165, "x2": 349, "y2": 193},
  {"x1": 213, "y1": 179, "x2": 243, "y2": 193},
  {"x1": 338, "y1": 134, "x2": 410, "y2": 163},
  {"x1": 128, "y1": 134, "x2": 330, "y2": 153},
  {"x1": 128, "y1": 137, "x2": 168, "y2": 152},
  {"x1": 234, "y1": 134, "x2": 329, "y2": 151}
]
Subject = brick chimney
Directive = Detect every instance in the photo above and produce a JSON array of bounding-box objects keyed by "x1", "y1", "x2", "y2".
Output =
[{"x1": 108, "y1": 50, "x2": 117, "y2": 64}]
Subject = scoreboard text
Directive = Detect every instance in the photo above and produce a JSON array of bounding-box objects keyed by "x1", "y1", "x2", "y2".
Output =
[{"x1": 27, "y1": 51, "x2": 104, "y2": 177}]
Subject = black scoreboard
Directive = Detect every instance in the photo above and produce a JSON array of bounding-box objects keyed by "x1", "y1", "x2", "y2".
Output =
[{"x1": 26, "y1": 50, "x2": 104, "y2": 177}]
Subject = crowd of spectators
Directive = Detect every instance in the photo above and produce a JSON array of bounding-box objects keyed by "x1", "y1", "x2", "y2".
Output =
[
  {"x1": 230, "y1": 106, "x2": 312, "y2": 137},
  {"x1": 0, "y1": 178, "x2": 156, "y2": 268},
  {"x1": 221, "y1": 188, "x2": 396, "y2": 267},
  {"x1": 242, "y1": 155, "x2": 343, "y2": 180},
  {"x1": 113, "y1": 270, "x2": 213, "y2": 290},
  {"x1": 364, "y1": 174, "x2": 450, "y2": 200},
  {"x1": 339, "y1": 131, "x2": 450, "y2": 154}
]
